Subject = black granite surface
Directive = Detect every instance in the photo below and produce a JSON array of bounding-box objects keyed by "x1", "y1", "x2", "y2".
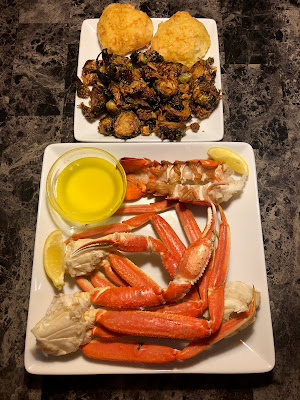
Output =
[{"x1": 0, "y1": 0, "x2": 299, "y2": 399}]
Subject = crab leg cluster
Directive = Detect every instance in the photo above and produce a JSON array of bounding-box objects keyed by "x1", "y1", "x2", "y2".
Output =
[
  {"x1": 32, "y1": 202, "x2": 259, "y2": 363},
  {"x1": 76, "y1": 204, "x2": 226, "y2": 339},
  {"x1": 65, "y1": 203, "x2": 216, "y2": 311},
  {"x1": 82, "y1": 289, "x2": 257, "y2": 363}
]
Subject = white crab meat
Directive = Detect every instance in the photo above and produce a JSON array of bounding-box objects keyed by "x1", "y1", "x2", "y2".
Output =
[
  {"x1": 222, "y1": 281, "x2": 261, "y2": 337},
  {"x1": 65, "y1": 239, "x2": 110, "y2": 277},
  {"x1": 204, "y1": 281, "x2": 260, "y2": 323},
  {"x1": 31, "y1": 291, "x2": 96, "y2": 356},
  {"x1": 223, "y1": 281, "x2": 260, "y2": 322}
]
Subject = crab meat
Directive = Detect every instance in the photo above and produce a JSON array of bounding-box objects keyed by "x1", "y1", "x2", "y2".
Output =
[
  {"x1": 65, "y1": 239, "x2": 110, "y2": 277},
  {"x1": 222, "y1": 281, "x2": 261, "y2": 337},
  {"x1": 203, "y1": 280, "x2": 260, "y2": 326},
  {"x1": 223, "y1": 281, "x2": 261, "y2": 322},
  {"x1": 31, "y1": 291, "x2": 95, "y2": 356}
]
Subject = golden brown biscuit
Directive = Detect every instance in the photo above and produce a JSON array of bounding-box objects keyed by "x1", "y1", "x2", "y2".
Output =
[
  {"x1": 97, "y1": 3, "x2": 153, "y2": 55},
  {"x1": 151, "y1": 11, "x2": 211, "y2": 67}
]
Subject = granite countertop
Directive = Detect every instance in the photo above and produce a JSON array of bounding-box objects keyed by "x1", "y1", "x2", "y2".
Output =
[{"x1": 0, "y1": 0, "x2": 299, "y2": 399}]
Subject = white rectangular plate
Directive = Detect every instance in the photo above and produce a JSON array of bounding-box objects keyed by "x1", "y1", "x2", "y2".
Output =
[
  {"x1": 25, "y1": 142, "x2": 274, "y2": 374},
  {"x1": 74, "y1": 18, "x2": 223, "y2": 142}
]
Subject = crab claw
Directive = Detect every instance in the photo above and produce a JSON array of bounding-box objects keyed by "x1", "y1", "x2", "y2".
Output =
[{"x1": 162, "y1": 204, "x2": 216, "y2": 303}]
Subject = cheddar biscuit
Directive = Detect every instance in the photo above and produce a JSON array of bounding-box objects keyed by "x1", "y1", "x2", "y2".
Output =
[
  {"x1": 151, "y1": 12, "x2": 211, "y2": 67},
  {"x1": 97, "y1": 3, "x2": 153, "y2": 55}
]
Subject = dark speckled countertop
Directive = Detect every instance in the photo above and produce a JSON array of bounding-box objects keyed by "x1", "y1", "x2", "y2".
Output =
[{"x1": 0, "y1": 0, "x2": 299, "y2": 399}]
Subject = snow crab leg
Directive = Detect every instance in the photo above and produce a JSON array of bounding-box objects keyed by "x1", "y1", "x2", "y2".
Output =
[
  {"x1": 150, "y1": 202, "x2": 211, "y2": 316},
  {"x1": 82, "y1": 339, "x2": 177, "y2": 363},
  {"x1": 65, "y1": 211, "x2": 161, "y2": 244},
  {"x1": 115, "y1": 199, "x2": 176, "y2": 215}
]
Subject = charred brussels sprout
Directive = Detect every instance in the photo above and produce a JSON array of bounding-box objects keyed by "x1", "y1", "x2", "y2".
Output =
[
  {"x1": 79, "y1": 48, "x2": 221, "y2": 141},
  {"x1": 155, "y1": 79, "x2": 178, "y2": 98},
  {"x1": 114, "y1": 111, "x2": 141, "y2": 139},
  {"x1": 155, "y1": 121, "x2": 186, "y2": 141},
  {"x1": 76, "y1": 77, "x2": 90, "y2": 98},
  {"x1": 98, "y1": 117, "x2": 114, "y2": 135},
  {"x1": 90, "y1": 87, "x2": 106, "y2": 117}
]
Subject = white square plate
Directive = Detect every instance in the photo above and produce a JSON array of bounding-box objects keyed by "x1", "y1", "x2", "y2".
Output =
[
  {"x1": 74, "y1": 18, "x2": 223, "y2": 142},
  {"x1": 25, "y1": 142, "x2": 274, "y2": 374}
]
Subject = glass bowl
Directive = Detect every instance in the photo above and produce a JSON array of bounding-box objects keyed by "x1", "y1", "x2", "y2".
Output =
[{"x1": 46, "y1": 147, "x2": 127, "y2": 224}]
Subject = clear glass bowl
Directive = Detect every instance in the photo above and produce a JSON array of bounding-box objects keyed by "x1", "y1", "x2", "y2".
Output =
[{"x1": 46, "y1": 147, "x2": 127, "y2": 224}]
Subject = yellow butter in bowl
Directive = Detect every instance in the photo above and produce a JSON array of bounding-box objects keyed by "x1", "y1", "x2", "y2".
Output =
[{"x1": 47, "y1": 148, "x2": 127, "y2": 224}]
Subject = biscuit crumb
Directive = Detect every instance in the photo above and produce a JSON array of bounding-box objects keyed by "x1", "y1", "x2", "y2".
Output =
[{"x1": 189, "y1": 122, "x2": 200, "y2": 132}]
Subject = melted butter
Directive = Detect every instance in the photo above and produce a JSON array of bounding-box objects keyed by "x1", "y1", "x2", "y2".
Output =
[{"x1": 56, "y1": 157, "x2": 124, "y2": 222}]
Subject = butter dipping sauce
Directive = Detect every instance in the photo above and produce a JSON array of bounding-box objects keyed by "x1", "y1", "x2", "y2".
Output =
[{"x1": 46, "y1": 148, "x2": 127, "y2": 223}]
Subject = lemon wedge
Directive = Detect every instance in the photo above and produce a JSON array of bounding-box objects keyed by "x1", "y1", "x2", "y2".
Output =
[
  {"x1": 43, "y1": 229, "x2": 66, "y2": 290},
  {"x1": 207, "y1": 147, "x2": 249, "y2": 175}
]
